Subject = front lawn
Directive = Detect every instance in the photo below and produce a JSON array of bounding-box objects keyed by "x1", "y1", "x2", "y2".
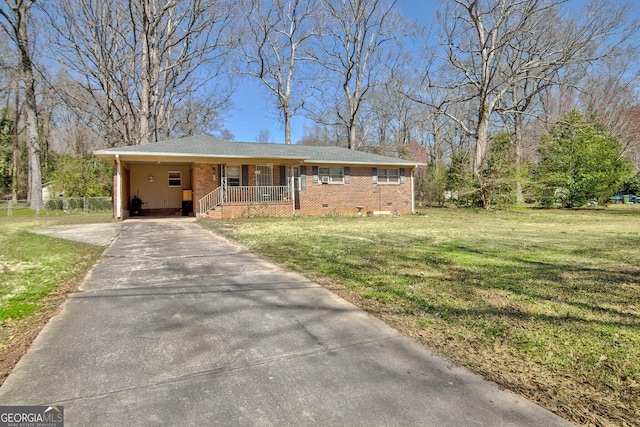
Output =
[
  {"x1": 0, "y1": 215, "x2": 110, "y2": 384},
  {"x1": 200, "y1": 207, "x2": 640, "y2": 426}
]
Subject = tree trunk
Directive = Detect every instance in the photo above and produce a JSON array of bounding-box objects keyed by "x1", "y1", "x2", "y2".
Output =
[
  {"x1": 514, "y1": 112, "x2": 524, "y2": 204},
  {"x1": 348, "y1": 122, "x2": 357, "y2": 150},
  {"x1": 474, "y1": 114, "x2": 489, "y2": 180},
  {"x1": 11, "y1": 81, "x2": 19, "y2": 203},
  {"x1": 284, "y1": 111, "x2": 291, "y2": 145},
  {"x1": 12, "y1": 0, "x2": 41, "y2": 209},
  {"x1": 139, "y1": 0, "x2": 151, "y2": 145},
  {"x1": 11, "y1": 147, "x2": 18, "y2": 203}
]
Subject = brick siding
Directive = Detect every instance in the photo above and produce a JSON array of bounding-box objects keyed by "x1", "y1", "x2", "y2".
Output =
[
  {"x1": 297, "y1": 166, "x2": 412, "y2": 216},
  {"x1": 192, "y1": 163, "x2": 219, "y2": 215},
  {"x1": 192, "y1": 162, "x2": 413, "y2": 219},
  {"x1": 217, "y1": 202, "x2": 292, "y2": 218}
]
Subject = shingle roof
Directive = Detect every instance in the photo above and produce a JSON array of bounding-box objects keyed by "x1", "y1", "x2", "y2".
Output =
[{"x1": 94, "y1": 135, "x2": 425, "y2": 166}]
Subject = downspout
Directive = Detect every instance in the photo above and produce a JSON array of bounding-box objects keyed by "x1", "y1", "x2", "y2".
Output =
[{"x1": 115, "y1": 154, "x2": 122, "y2": 220}]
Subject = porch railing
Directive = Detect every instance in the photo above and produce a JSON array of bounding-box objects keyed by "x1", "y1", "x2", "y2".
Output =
[
  {"x1": 225, "y1": 186, "x2": 291, "y2": 203},
  {"x1": 199, "y1": 185, "x2": 291, "y2": 215},
  {"x1": 199, "y1": 187, "x2": 223, "y2": 215}
]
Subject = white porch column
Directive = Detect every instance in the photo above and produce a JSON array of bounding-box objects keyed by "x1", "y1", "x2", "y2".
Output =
[
  {"x1": 115, "y1": 155, "x2": 122, "y2": 220},
  {"x1": 290, "y1": 168, "x2": 295, "y2": 216}
]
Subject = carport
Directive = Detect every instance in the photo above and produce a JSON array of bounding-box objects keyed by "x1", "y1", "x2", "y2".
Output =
[{"x1": 113, "y1": 157, "x2": 193, "y2": 218}]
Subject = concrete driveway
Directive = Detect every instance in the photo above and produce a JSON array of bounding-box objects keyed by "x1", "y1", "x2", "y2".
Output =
[{"x1": 0, "y1": 219, "x2": 572, "y2": 426}]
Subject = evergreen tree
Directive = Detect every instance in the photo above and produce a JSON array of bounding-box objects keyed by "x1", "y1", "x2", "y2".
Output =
[
  {"x1": 535, "y1": 110, "x2": 632, "y2": 208},
  {"x1": 48, "y1": 154, "x2": 112, "y2": 197}
]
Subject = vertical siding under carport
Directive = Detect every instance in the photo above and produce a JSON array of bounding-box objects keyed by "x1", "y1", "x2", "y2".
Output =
[{"x1": 130, "y1": 164, "x2": 191, "y2": 210}]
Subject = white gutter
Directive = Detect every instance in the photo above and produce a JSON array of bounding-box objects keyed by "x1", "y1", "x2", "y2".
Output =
[{"x1": 115, "y1": 155, "x2": 122, "y2": 220}]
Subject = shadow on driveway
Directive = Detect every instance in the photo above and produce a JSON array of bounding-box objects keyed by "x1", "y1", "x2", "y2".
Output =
[{"x1": 0, "y1": 220, "x2": 572, "y2": 426}]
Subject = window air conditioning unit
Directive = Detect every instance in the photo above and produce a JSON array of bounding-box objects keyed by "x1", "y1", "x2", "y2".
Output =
[{"x1": 321, "y1": 176, "x2": 330, "y2": 184}]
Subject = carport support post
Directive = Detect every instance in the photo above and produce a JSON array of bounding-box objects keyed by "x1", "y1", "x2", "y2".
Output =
[{"x1": 115, "y1": 154, "x2": 122, "y2": 220}]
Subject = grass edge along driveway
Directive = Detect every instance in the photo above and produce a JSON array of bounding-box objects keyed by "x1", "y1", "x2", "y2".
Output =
[
  {"x1": 200, "y1": 207, "x2": 640, "y2": 427},
  {"x1": 0, "y1": 215, "x2": 109, "y2": 385}
]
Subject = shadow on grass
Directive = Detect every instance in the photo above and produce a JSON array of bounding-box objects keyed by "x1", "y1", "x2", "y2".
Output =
[
  {"x1": 314, "y1": 236, "x2": 639, "y2": 331},
  {"x1": 404, "y1": 241, "x2": 640, "y2": 328}
]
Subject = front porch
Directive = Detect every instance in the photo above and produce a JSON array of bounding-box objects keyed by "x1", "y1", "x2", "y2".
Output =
[{"x1": 198, "y1": 185, "x2": 295, "y2": 219}]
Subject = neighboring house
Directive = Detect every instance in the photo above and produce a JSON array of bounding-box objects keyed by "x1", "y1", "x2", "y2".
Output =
[
  {"x1": 94, "y1": 135, "x2": 426, "y2": 220},
  {"x1": 42, "y1": 182, "x2": 63, "y2": 202}
]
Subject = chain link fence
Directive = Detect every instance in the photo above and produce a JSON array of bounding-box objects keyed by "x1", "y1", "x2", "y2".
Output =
[{"x1": 0, "y1": 197, "x2": 112, "y2": 217}]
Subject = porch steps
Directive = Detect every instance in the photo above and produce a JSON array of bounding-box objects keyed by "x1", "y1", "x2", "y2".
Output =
[{"x1": 203, "y1": 207, "x2": 222, "y2": 219}]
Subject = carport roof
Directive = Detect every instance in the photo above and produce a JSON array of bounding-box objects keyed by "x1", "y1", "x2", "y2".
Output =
[{"x1": 93, "y1": 135, "x2": 426, "y2": 167}]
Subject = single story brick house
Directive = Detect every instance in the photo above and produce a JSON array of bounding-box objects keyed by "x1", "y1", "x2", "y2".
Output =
[{"x1": 94, "y1": 135, "x2": 426, "y2": 220}]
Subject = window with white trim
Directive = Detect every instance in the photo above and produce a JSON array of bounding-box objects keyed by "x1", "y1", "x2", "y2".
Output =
[
  {"x1": 318, "y1": 167, "x2": 344, "y2": 183},
  {"x1": 227, "y1": 166, "x2": 240, "y2": 186},
  {"x1": 168, "y1": 171, "x2": 182, "y2": 187},
  {"x1": 256, "y1": 165, "x2": 273, "y2": 186},
  {"x1": 378, "y1": 168, "x2": 399, "y2": 184}
]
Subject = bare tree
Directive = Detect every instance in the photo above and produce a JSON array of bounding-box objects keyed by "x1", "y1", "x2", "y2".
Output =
[
  {"x1": 299, "y1": 122, "x2": 344, "y2": 146},
  {"x1": 47, "y1": 73, "x2": 105, "y2": 155},
  {"x1": 237, "y1": 0, "x2": 319, "y2": 145},
  {"x1": 363, "y1": 70, "x2": 426, "y2": 157},
  {"x1": 432, "y1": 0, "x2": 635, "y2": 190},
  {"x1": 580, "y1": 55, "x2": 640, "y2": 159},
  {"x1": 497, "y1": 1, "x2": 637, "y2": 202},
  {"x1": 0, "y1": 33, "x2": 21, "y2": 201},
  {"x1": 255, "y1": 127, "x2": 273, "y2": 144},
  {"x1": 313, "y1": 0, "x2": 407, "y2": 149},
  {"x1": 0, "y1": 0, "x2": 41, "y2": 209},
  {"x1": 539, "y1": 54, "x2": 640, "y2": 170},
  {"x1": 46, "y1": 0, "x2": 235, "y2": 146}
]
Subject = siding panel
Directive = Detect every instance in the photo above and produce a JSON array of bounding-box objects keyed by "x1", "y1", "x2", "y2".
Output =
[{"x1": 130, "y1": 164, "x2": 191, "y2": 209}]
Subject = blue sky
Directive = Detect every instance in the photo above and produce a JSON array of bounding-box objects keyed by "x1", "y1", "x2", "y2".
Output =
[
  {"x1": 223, "y1": 0, "x2": 638, "y2": 144},
  {"x1": 225, "y1": 1, "x2": 438, "y2": 143}
]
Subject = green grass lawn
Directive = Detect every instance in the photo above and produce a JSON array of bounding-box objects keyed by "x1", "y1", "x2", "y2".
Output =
[
  {"x1": 0, "y1": 214, "x2": 110, "y2": 322},
  {"x1": 200, "y1": 206, "x2": 640, "y2": 426},
  {"x1": 0, "y1": 214, "x2": 110, "y2": 383}
]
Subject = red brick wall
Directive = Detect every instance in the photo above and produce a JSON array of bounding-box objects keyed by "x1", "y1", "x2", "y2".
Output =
[
  {"x1": 297, "y1": 166, "x2": 412, "y2": 216},
  {"x1": 192, "y1": 162, "x2": 414, "y2": 218},
  {"x1": 192, "y1": 163, "x2": 219, "y2": 215},
  {"x1": 219, "y1": 202, "x2": 292, "y2": 218}
]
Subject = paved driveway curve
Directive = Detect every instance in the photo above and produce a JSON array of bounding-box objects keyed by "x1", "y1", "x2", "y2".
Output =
[{"x1": 0, "y1": 220, "x2": 572, "y2": 426}]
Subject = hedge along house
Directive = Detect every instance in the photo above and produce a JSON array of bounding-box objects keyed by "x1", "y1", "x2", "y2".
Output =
[{"x1": 94, "y1": 135, "x2": 426, "y2": 220}]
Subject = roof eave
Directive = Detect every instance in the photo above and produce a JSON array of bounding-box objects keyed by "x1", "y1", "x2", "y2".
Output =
[
  {"x1": 94, "y1": 151, "x2": 309, "y2": 162},
  {"x1": 305, "y1": 160, "x2": 427, "y2": 167},
  {"x1": 93, "y1": 150, "x2": 427, "y2": 167}
]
